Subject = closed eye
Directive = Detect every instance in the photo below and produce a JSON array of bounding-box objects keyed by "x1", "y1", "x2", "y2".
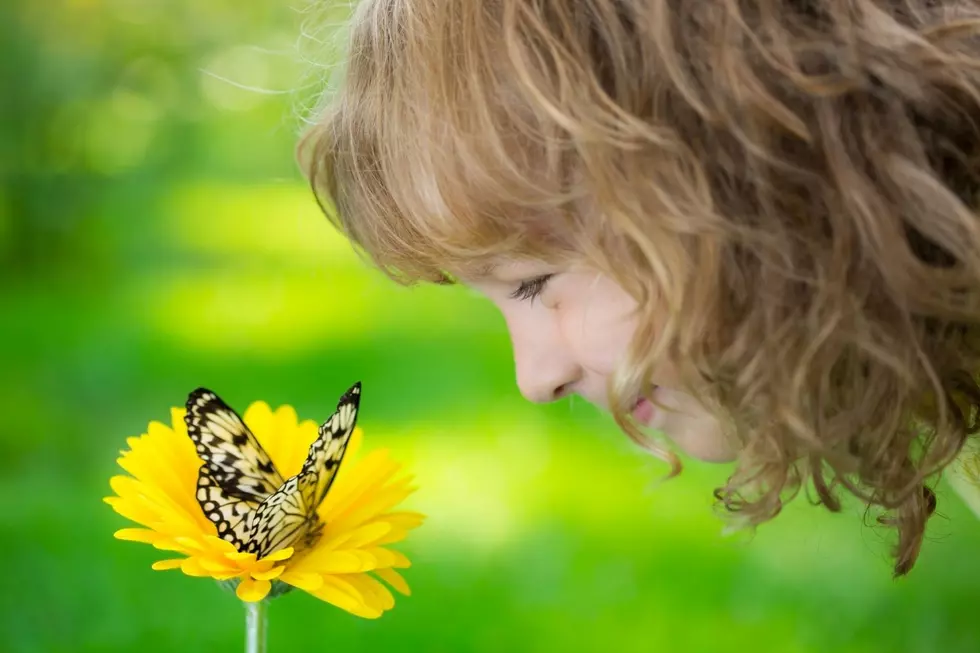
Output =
[{"x1": 509, "y1": 274, "x2": 554, "y2": 303}]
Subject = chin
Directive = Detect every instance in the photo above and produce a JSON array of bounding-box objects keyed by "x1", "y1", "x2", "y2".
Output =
[
  {"x1": 628, "y1": 387, "x2": 739, "y2": 463},
  {"x1": 659, "y1": 406, "x2": 738, "y2": 463},
  {"x1": 681, "y1": 442, "x2": 739, "y2": 464}
]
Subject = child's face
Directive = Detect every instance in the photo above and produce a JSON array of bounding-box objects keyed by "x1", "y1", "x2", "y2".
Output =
[{"x1": 465, "y1": 259, "x2": 738, "y2": 463}]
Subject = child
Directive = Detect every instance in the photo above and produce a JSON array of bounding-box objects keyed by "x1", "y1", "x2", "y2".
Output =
[{"x1": 299, "y1": 0, "x2": 980, "y2": 576}]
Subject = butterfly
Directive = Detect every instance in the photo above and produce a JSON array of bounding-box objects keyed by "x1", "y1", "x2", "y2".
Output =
[{"x1": 184, "y1": 382, "x2": 361, "y2": 559}]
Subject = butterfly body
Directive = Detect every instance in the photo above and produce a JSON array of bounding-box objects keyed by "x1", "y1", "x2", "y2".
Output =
[{"x1": 185, "y1": 383, "x2": 361, "y2": 559}]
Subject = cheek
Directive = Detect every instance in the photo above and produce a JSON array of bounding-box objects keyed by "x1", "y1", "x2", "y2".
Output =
[{"x1": 557, "y1": 275, "x2": 639, "y2": 375}]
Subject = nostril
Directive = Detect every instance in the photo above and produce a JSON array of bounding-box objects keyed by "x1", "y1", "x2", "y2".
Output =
[{"x1": 553, "y1": 383, "x2": 572, "y2": 400}]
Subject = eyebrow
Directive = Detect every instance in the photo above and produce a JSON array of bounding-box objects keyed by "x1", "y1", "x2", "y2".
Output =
[
  {"x1": 437, "y1": 263, "x2": 495, "y2": 285},
  {"x1": 453, "y1": 262, "x2": 498, "y2": 283},
  {"x1": 474, "y1": 262, "x2": 497, "y2": 277}
]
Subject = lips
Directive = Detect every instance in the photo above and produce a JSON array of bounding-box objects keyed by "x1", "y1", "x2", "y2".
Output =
[{"x1": 631, "y1": 391, "x2": 658, "y2": 425}]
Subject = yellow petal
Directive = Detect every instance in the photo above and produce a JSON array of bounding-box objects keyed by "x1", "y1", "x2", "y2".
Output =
[
  {"x1": 380, "y1": 511, "x2": 426, "y2": 530},
  {"x1": 387, "y1": 550, "x2": 411, "y2": 569},
  {"x1": 345, "y1": 427, "x2": 365, "y2": 460},
  {"x1": 151, "y1": 559, "x2": 186, "y2": 571},
  {"x1": 203, "y1": 535, "x2": 240, "y2": 555},
  {"x1": 342, "y1": 573, "x2": 395, "y2": 611},
  {"x1": 273, "y1": 404, "x2": 299, "y2": 434},
  {"x1": 104, "y1": 496, "x2": 158, "y2": 527},
  {"x1": 375, "y1": 568, "x2": 411, "y2": 596},
  {"x1": 170, "y1": 407, "x2": 188, "y2": 431},
  {"x1": 114, "y1": 528, "x2": 160, "y2": 544},
  {"x1": 322, "y1": 451, "x2": 399, "y2": 519},
  {"x1": 237, "y1": 577, "x2": 272, "y2": 602},
  {"x1": 262, "y1": 547, "x2": 294, "y2": 562},
  {"x1": 362, "y1": 548, "x2": 396, "y2": 569},
  {"x1": 174, "y1": 536, "x2": 208, "y2": 553},
  {"x1": 151, "y1": 538, "x2": 194, "y2": 553},
  {"x1": 199, "y1": 557, "x2": 239, "y2": 574},
  {"x1": 144, "y1": 418, "x2": 196, "y2": 476},
  {"x1": 115, "y1": 458, "x2": 199, "y2": 522},
  {"x1": 108, "y1": 474, "x2": 206, "y2": 536},
  {"x1": 341, "y1": 602, "x2": 383, "y2": 619},
  {"x1": 180, "y1": 557, "x2": 211, "y2": 577},
  {"x1": 371, "y1": 512, "x2": 426, "y2": 546},
  {"x1": 290, "y1": 550, "x2": 367, "y2": 575},
  {"x1": 372, "y1": 526, "x2": 409, "y2": 547},
  {"x1": 308, "y1": 576, "x2": 374, "y2": 617},
  {"x1": 108, "y1": 475, "x2": 140, "y2": 498},
  {"x1": 329, "y1": 482, "x2": 416, "y2": 535},
  {"x1": 153, "y1": 508, "x2": 212, "y2": 543},
  {"x1": 322, "y1": 521, "x2": 390, "y2": 551},
  {"x1": 277, "y1": 417, "x2": 319, "y2": 476},
  {"x1": 119, "y1": 420, "x2": 200, "y2": 508},
  {"x1": 274, "y1": 403, "x2": 299, "y2": 427},
  {"x1": 280, "y1": 571, "x2": 324, "y2": 592},
  {"x1": 243, "y1": 401, "x2": 274, "y2": 445},
  {"x1": 259, "y1": 403, "x2": 307, "y2": 475},
  {"x1": 251, "y1": 566, "x2": 284, "y2": 581},
  {"x1": 320, "y1": 452, "x2": 394, "y2": 516}
]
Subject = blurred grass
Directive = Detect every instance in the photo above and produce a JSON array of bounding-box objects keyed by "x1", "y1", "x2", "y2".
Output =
[{"x1": 2, "y1": 1, "x2": 979, "y2": 651}]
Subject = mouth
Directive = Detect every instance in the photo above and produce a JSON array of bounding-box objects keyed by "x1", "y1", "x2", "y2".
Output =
[{"x1": 631, "y1": 389, "x2": 658, "y2": 425}]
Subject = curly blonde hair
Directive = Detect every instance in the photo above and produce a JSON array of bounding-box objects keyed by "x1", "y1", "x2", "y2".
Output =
[{"x1": 300, "y1": 0, "x2": 980, "y2": 575}]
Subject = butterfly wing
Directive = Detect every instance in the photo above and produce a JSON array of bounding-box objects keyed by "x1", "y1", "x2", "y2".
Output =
[
  {"x1": 185, "y1": 388, "x2": 285, "y2": 503},
  {"x1": 244, "y1": 382, "x2": 362, "y2": 559},
  {"x1": 196, "y1": 464, "x2": 255, "y2": 550},
  {"x1": 245, "y1": 475, "x2": 313, "y2": 557},
  {"x1": 299, "y1": 381, "x2": 361, "y2": 508}
]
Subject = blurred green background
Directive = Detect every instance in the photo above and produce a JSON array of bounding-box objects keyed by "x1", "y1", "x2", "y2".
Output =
[{"x1": 2, "y1": 1, "x2": 978, "y2": 652}]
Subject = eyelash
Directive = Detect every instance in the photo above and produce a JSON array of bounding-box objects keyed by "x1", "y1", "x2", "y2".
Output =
[{"x1": 509, "y1": 274, "x2": 554, "y2": 302}]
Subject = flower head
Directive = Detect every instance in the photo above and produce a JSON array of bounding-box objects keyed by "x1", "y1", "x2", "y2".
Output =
[{"x1": 104, "y1": 387, "x2": 424, "y2": 618}]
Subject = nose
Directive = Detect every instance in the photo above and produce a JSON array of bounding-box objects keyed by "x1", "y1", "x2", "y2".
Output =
[{"x1": 507, "y1": 313, "x2": 581, "y2": 404}]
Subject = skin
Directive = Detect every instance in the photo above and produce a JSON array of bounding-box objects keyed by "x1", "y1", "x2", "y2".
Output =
[{"x1": 464, "y1": 259, "x2": 739, "y2": 463}]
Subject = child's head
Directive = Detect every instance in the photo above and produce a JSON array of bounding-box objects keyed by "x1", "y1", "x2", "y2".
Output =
[{"x1": 301, "y1": 0, "x2": 980, "y2": 575}]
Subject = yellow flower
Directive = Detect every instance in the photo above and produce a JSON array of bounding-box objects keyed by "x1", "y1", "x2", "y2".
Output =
[{"x1": 104, "y1": 400, "x2": 424, "y2": 618}]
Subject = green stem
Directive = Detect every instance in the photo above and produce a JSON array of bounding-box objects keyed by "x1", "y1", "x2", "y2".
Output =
[{"x1": 245, "y1": 600, "x2": 268, "y2": 653}]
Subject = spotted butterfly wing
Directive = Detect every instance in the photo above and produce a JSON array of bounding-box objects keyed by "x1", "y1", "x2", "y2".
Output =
[
  {"x1": 300, "y1": 381, "x2": 361, "y2": 508},
  {"x1": 195, "y1": 464, "x2": 255, "y2": 551},
  {"x1": 244, "y1": 475, "x2": 310, "y2": 557},
  {"x1": 245, "y1": 382, "x2": 361, "y2": 558},
  {"x1": 185, "y1": 388, "x2": 285, "y2": 502},
  {"x1": 186, "y1": 388, "x2": 286, "y2": 550}
]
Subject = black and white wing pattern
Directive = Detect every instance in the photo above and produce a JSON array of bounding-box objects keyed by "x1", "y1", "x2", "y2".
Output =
[
  {"x1": 185, "y1": 388, "x2": 285, "y2": 503},
  {"x1": 244, "y1": 474, "x2": 311, "y2": 557},
  {"x1": 195, "y1": 464, "x2": 255, "y2": 550},
  {"x1": 299, "y1": 381, "x2": 361, "y2": 508},
  {"x1": 245, "y1": 382, "x2": 361, "y2": 558}
]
